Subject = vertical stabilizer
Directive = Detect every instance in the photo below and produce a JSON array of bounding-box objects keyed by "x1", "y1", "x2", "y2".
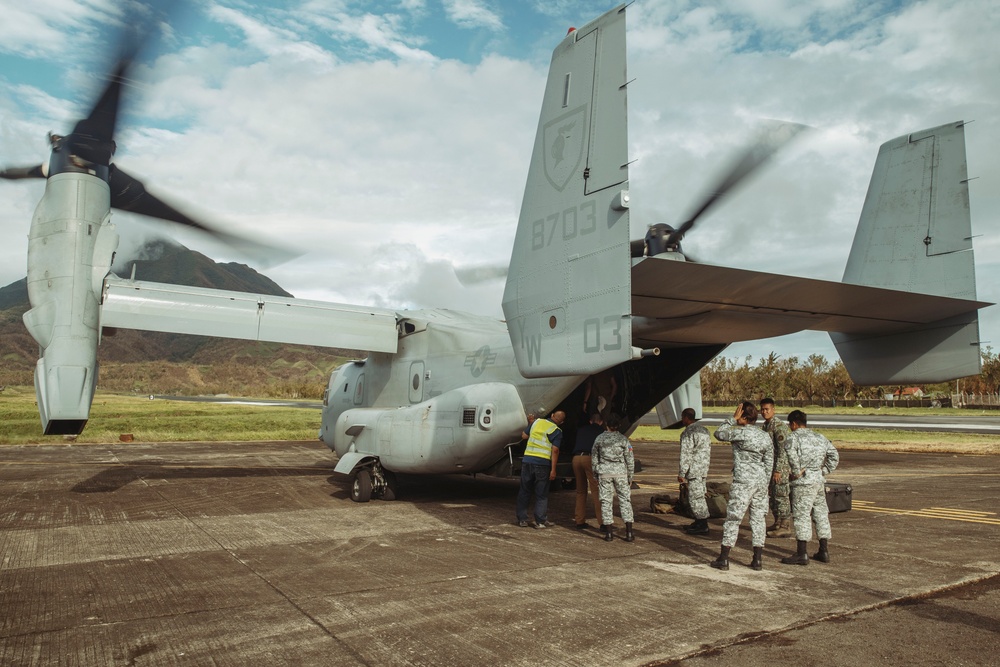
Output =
[
  {"x1": 503, "y1": 5, "x2": 633, "y2": 378},
  {"x1": 832, "y1": 122, "x2": 983, "y2": 383}
]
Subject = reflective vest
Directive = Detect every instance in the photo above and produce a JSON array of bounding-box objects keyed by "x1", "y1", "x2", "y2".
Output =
[{"x1": 525, "y1": 418, "x2": 559, "y2": 461}]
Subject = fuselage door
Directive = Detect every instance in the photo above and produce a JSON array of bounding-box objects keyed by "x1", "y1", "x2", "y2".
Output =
[{"x1": 408, "y1": 361, "x2": 425, "y2": 404}]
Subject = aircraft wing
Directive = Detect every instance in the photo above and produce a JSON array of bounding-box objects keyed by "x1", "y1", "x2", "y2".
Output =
[
  {"x1": 630, "y1": 257, "x2": 991, "y2": 347},
  {"x1": 100, "y1": 276, "x2": 399, "y2": 352}
]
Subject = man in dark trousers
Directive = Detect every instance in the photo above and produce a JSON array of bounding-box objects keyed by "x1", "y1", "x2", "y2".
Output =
[
  {"x1": 516, "y1": 410, "x2": 565, "y2": 529},
  {"x1": 572, "y1": 412, "x2": 604, "y2": 530}
]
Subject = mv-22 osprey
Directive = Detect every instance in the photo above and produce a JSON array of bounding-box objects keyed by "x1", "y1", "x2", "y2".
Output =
[{"x1": 3, "y1": 4, "x2": 989, "y2": 501}]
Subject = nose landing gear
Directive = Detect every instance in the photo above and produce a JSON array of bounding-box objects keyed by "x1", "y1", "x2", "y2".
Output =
[{"x1": 349, "y1": 460, "x2": 398, "y2": 502}]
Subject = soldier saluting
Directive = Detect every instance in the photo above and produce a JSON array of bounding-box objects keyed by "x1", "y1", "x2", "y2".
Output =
[{"x1": 709, "y1": 401, "x2": 773, "y2": 571}]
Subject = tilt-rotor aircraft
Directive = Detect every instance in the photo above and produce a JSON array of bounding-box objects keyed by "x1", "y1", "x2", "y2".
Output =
[{"x1": 3, "y1": 5, "x2": 989, "y2": 501}]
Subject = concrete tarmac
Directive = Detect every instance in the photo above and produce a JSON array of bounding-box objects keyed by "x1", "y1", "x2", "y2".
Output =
[{"x1": 2, "y1": 439, "x2": 998, "y2": 666}]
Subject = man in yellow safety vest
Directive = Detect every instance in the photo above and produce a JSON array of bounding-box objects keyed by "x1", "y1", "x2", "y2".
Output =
[{"x1": 516, "y1": 410, "x2": 566, "y2": 528}]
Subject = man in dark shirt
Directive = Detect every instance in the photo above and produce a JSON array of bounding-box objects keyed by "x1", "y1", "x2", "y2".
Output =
[{"x1": 572, "y1": 413, "x2": 604, "y2": 529}]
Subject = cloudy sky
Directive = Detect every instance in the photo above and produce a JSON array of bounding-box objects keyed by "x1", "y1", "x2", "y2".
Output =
[{"x1": 1, "y1": 0, "x2": 997, "y2": 367}]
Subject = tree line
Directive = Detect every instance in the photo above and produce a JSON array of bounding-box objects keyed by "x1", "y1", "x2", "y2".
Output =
[{"x1": 700, "y1": 347, "x2": 1000, "y2": 401}]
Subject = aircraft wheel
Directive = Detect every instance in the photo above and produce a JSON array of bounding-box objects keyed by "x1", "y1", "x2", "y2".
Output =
[
  {"x1": 382, "y1": 470, "x2": 398, "y2": 501},
  {"x1": 351, "y1": 469, "x2": 372, "y2": 503}
]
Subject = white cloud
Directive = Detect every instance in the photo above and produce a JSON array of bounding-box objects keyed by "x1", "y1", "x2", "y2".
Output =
[
  {"x1": 0, "y1": 0, "x2": 119, "y2": 59},
  {"x1": 442, "y1": 0, "x2": 504, "y2": 31},
  {"x1": 207, "y1": 5, "x2": 336, "y2": 67}
]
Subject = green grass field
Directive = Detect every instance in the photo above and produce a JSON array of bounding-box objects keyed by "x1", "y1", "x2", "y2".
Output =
[{"x1": 0, "y1": 387, "x2": 321, "y2": 444}]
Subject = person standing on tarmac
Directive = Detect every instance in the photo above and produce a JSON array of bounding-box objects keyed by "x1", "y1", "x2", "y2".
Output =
[
  {"x1": 710, "y1": 401, "x2": 773, "y2": 571},
  {"x1": 781, "y1": 410, "x2": 840, "y2": 566},
  {"x1": 592, "y1": 413, "x2": 635, "y2": 542},
  {"x1": 516, "y1": 410, "x2": 565, "y2": 529},
  {"x1": 760, "y1": 398, "x2": 793, "y2": 538},
  {"x1": 677, "y1": 407, "x2": 712, "y2": 535},
  {"x1": 572, "y1": 413, "x2": 604, "y2": 530}
]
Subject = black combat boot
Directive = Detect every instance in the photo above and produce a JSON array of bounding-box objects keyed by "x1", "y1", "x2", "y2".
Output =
[
  {"x1": 624, "y1": 522, "x2": 635, "y2": 542},
  {"x1": 709, "y1": 545, "x2": 731, "y2": 570},
  {"x1": 813, "y1": 538, "x2": 830, "y2": 563},
  {"x1": 684, "y1": 518, "x2": 709, "y2": 535},
  {"x1": 781, "y1": 539, "x2": 809, "y2": 565},
  {"x1": 750, "y1": 546, "x2": 763, "y2": 571},
  {"x1": 603, "y1": 525, "x2": 614, "y2": 541}
]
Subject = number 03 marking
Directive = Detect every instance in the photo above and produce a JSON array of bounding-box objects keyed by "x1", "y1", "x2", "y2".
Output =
[{"x1": 583, "y1": 316, "x2": 623, "y2": 353}]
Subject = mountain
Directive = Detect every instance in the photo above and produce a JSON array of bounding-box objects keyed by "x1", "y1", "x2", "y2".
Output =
[
  {"x1": 116, "y1": 239, "x2": 293, "y2": 297},
  {"x1": 0, "y1": 239, "x2": 356, "y2": 397}
]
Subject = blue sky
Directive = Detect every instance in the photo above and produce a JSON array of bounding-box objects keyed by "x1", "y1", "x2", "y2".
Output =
[{"x1": 1, "y1": 0, "x2": 998, "y2": 367}]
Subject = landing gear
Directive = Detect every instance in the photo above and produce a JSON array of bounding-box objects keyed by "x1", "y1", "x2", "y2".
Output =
[
  {"x1": 378, "y1": 469, "x2": 399, "y2": 501},
  {"x1": 350, "y1": 468, "x2": 372, "y2": 502},
  {"x1": 349, "y1": 461, "x2": 398, "y2": 502}
]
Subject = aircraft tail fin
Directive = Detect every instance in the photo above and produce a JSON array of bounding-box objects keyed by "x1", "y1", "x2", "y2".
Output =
[
  {"x1": 832, "y1": 121, "x2": 983, "y2": 383},
  {"x1": 502, "y1": 5, "x2": 635, "y2": 378}
]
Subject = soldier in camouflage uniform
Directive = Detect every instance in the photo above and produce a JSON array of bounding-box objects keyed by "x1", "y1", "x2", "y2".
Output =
[
  {"x1": 760, "y1": 398, "x2": 793, "y2": 538},
  {"x1": 677, "y1": 407, "x2": 712, "y2": 535},
  {"x1": 709, "y1": 401, "x2": 773, "y2": 571},
  {"x1": 781, "y1": 410, "x2": 840, "y2": 566},
  {"x1": 592, "y1": 413, "x2": 635, "y2": 542}
]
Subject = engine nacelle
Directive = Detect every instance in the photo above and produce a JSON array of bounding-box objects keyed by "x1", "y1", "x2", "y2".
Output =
[
  {"x1": 331, "y1": 382, "x2": 526, "y2": 474},
  {"x1": 24, "y1": 172, "x2": 119, "y2": 434}
]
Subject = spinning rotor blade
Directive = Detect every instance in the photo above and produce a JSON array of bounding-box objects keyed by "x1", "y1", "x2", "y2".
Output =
[
  {"x1": 66, "y1": 60, "x2": 134, "y2": 165},
  {"x1": 110, "y1": 165, "x2": 219, "y2": 235},
  {"x1": 109, "y1": 165, "x2": 296, "y2": 267},
  {"x1": 63, "y1": 1, "x2": 181, "y2": 167},
  {"x1": 0, "y1": 164, "x2": 46, "y2": 180},
  {"x1": 666, "y1": 121, "x2": 810, "y2": 247}
]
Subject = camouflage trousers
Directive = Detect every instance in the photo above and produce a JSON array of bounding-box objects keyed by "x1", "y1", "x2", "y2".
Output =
[
  {"x1": 769, "y1": 475, "x2": 790, "y2": 519},
  {"x1": 685, "y1": 477, "x2": 709, "y2": 520},
  {"x1": 721, "y1": 478, "x2": 768, "y2": 547},
  {"x1": 790, "y1": 481, "x2": 832, "y2": 541},
  {"x1": 598, "y1": 475, "x2": 634, "y2": 525}
]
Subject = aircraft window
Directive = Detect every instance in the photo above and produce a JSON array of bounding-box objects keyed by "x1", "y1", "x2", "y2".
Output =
[
  {"x1": 412, "y1": 374, "x2": 420, "y2": 391},
  {"x1": 343, "y1": 383, "x2": 348, "y2": 392},
  {"x1": 549, "y1": 315, "x2": 557, "y2": 329},
  {"x1": 462, "y1": 408, "x2": 476, "y2": 426}
]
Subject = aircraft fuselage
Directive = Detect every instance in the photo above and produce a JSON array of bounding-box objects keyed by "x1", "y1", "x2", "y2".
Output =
[{"x1": 319, "y1": 308, "x2": 581, "y2": 475}]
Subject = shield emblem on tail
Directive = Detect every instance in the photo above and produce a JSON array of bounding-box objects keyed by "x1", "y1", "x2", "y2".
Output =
[{"x1": 543, "y1": 105, "x2": 587, "y2": 192}]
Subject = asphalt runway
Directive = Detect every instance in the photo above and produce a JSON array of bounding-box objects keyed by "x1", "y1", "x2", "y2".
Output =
[{"x1": 2, "y1": 439, "x2": 998, "y2": 665}]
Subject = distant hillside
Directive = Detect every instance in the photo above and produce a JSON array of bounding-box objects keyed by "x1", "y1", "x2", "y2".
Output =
[
  {"x1": 0, "y1": 278, "x2": 27, "y2": 312},
  {"x1": 0, "y1": 239, "x2": 358, "y2": 397},
  {"x1": 118, "y1": 239, "x2": 293, "y2": 297}
]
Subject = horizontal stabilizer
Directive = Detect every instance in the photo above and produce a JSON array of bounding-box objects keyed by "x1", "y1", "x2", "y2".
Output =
[
  {"x1": 629, "y1": 257, "x2": 989, "y2": 348},
  {"x1": 101, "y1": 276, "x2": 398, "y2": 352}
]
